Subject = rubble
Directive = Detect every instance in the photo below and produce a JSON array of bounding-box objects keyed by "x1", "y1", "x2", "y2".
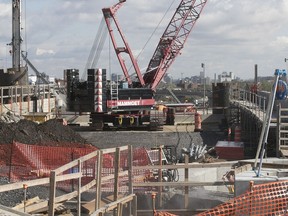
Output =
[
  {"x1": 0, "y1": 111, "x2": 23, "y2": 123},
  {"x1": 0, "y1": 118, "x2": 89, "y2": 146}
]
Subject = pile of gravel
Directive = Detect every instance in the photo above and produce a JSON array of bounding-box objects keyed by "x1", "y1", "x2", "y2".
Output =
[{"x1": 0, "y1": 119, "x2": 88, "y2": 146}]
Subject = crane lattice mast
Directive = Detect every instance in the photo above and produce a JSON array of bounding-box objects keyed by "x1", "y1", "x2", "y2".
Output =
[{"x1": 144, "y1": 0, "x2": 207, "y2": 91}]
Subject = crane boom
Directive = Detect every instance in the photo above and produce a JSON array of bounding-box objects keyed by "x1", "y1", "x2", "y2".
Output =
[
  {"x1": 102, "y1": 0, "x2": 145, "y2": 87},
  {"x1": 143, "y1": 0, "x2": 207, "y2": 91}
]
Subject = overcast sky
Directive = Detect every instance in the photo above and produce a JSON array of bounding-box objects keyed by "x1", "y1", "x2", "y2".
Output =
[{"x1": 1, "y1": 0, "x2": 288, "y2": 81}]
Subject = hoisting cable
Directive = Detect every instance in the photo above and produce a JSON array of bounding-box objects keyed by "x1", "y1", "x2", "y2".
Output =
[
  {"x1": 91, "y1": 20, "x2": 108, "y2": 69},
  {"x1": 82, "y1": 17, "x2": 107, "y2": 80},
  {"x1": 127, "y1": 0, "x2": 176, "y2": 73}
]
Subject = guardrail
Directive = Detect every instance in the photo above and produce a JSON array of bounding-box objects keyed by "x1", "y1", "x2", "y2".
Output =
[
  {"x1": 229, "y1": 88, "x2": 268, "y2": 121},
  {"x1": 0, "y1": 84, "x2": 57, "y2": 115}
]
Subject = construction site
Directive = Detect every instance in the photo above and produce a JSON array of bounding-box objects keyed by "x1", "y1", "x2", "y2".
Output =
[{"x1": 1, "y1": 0, "x2": 288, "y2": 215}]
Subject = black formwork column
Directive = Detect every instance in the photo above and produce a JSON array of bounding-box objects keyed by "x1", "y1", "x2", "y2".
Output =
[
  {"x1": 212, "y1": 83, "x2": 230, "y2": 114},
  {"x1": 87, "y1": 69, "x2": 96, "y2": 111},
  {"x1": 64, "y1": 69, "x2": 79, "y2": 111},
  {"x1": 166, "y1": 108, "x2": 175, "y2": 125}
]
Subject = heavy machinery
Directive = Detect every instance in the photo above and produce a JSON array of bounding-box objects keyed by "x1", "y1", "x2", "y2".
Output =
[{"x1": 65, "y1": 0, "x2": 207, "y2": 130}]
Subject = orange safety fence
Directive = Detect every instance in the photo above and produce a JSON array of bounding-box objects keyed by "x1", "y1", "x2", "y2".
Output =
[
  {"x1": 0, "y1": 142, "x2": 154, "y2": 193},
  {"x1": 197, "y1": 180, "x2": 288, "y2": 216},
  {"x1": 0, "y1": 142, "x2": 97, "y2": 181},
  {"x1": 100, "y1": 147, "x2": 152, "y2": 193}
]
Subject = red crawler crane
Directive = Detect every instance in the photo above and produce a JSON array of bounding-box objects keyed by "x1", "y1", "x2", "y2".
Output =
[
  {"x1": 103, "y1": 0, "x2": 207, "y2": 90},
  {"x1": 65, "y1": 0, "x2": 207, "y2": 130}
]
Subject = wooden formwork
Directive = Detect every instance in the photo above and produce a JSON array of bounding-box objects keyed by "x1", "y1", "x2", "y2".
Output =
[{"x1": 0, "y1": 146, "x2": 236, "y2": 216}]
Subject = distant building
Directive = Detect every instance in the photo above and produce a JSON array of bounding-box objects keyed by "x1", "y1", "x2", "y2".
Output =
[
  {"x1": 191, "y1": 75, "x2": 201, "y2": 84},
  {"x1": 111, "y1": 73, "x2": 124, "y2": 82},
  {"x1": 218, "y1": 72, "x2": 235, "y2": 83},
  {"x1": 28, "y1": 74, "x2": 37, "y2": 85},
  {"x1": 163, "y1": 73, "x2": 173, "y2": 84}
]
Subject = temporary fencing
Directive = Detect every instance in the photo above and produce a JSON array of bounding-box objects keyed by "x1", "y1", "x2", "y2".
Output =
[
  {"x1": 0, "y1": 142, "x2": 155, "y2": 193},
  {"x1": 197, "y1": 180, "x2": 288, "y2": 216},
  {"x1": 0, "y1": 142, "x2": 97, "y2": 182},
  {"x1": 100, "y1": 147, "x2": 152, "y2": 193}
]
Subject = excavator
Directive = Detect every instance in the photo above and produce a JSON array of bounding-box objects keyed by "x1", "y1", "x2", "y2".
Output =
[{"x1": 65, "y1": 0, "x2": 207, "y2": 130}]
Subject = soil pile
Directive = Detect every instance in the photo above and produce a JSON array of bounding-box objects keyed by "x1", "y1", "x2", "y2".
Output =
[{"x1": 0, "y1": 119, "x2": 88, "y2": 146}]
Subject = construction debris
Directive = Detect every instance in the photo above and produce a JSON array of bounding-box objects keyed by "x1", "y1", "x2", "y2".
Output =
[
  {"x1": 0, "y1": 111, "x2": 23, "y2": 123},
  {"x1": 0, "y1": 118, "x2": 88, "y2": 146},
  {"x1": 179, "y1": 144, "x2": 218, "y2": 163}
]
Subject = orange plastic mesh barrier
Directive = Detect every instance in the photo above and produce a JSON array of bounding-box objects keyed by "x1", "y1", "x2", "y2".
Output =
[
  {"x1": 0, "y1": 142, "x2": 153, "y2": 192},
  {"x1": 6, "y1": 142, "x2": 97, "y2": 181},
  {"x1": 197, "y1": 180, "x2": 288, "y2": 216}
]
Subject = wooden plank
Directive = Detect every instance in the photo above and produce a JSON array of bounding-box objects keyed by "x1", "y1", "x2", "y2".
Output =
[
  {"x1": 102, "y1": 194, "x2": 134, "y2": 212},
  {"x1": 82, "y1": 194, "x2": 124, "y2": 214},
  {"x1": 0, "y1": 204, "x2": 31, "y2": 216},
  {"x1": 128, "y1": 145, "x2": 133, "y2": 194},
  {"x1": 102, "y1": 146, "x2": 128, "y2": 154},
  {"x1": 91, "y1": 194, "x2": 135, "y2": 215},
  {"x1": 76, "y1": 160, "x2": 81, "y2": 216},
  {"x1": 25, "y1": 184, "x2": 94, "y2": 214},
  {"x1": 117, "y1": 203, "x2": 123, "y2": 216},
  {"x1": 81, "y1": 179, "x2": 97, "y2": 193},
  {"x1": 30, "y1": 203, "x2": 62, "y2": 214},
  {"x1": 55, "y1": 172, "x2": 82, "y2": 182},
  {"x1": 12, "y1": 196, "x2": 41, "y2": 210},
  {"x1": 54, "y1": 150, "x2": 98, "y2": 174},
  {"x1": 102, "y1": 170, "x2": 128, "y2": 182},
  {"x1": 158, "y1": 147, "x2": 162, "y2": 208},
  {"x1": 133, "y1": 162, "x2": 235, "y2": 170},
  {"x1": 96, "y1": 151, "x2": 103, "y2": 211},
  {"x1": 184, "y1": 155, "x2": 189, "y2": 209},
  {"x1": 53, "y1": 160, "x2": 79, "y2": 175},
  {"x1": 26, "y1": 178, "x2": 96, "y2": 213},
  {"x1": 80, "y1": 150, "x2": 98, "y2": 162},
  {"x1": 48, "y1": 170, "x2": 56, "y2": 216},
  {"x1": 114, "y1": 148, "x2": 120, "y2": 203},
  {"x1": 133, "y1": 181, "x2": 233, "y2": 187},
  {"x1": 0, "y1": 177, "x2": 49, "y2": 193},
  {"x1": 128, "y1": 145, "x2": 133, "y2": 216},
  {"x1": 132, "y1": 195, "x2": 137, "y2": 216}
]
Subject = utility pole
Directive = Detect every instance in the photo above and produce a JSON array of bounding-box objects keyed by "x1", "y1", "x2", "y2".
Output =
[{"x1": 201, "y1": 63, "x2": 206, "y2": 114}]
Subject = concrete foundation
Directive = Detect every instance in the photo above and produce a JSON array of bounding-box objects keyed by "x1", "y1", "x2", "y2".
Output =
[{"x1": 235, "y1": 158, "x2": 288, "y2": 196}]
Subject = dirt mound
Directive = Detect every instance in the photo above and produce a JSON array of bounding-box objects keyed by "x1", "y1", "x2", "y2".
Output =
[{"x1": 0, "y1": 119, "x2": 88, "y2": 146}]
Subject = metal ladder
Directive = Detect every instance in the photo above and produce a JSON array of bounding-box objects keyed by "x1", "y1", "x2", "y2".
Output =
[
  {"x1": 110, "y1": 82, "x2": 119, "y2": 110},
  {"x1": 277, "y1": 104, "x2": 288, "y2": 157}
]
